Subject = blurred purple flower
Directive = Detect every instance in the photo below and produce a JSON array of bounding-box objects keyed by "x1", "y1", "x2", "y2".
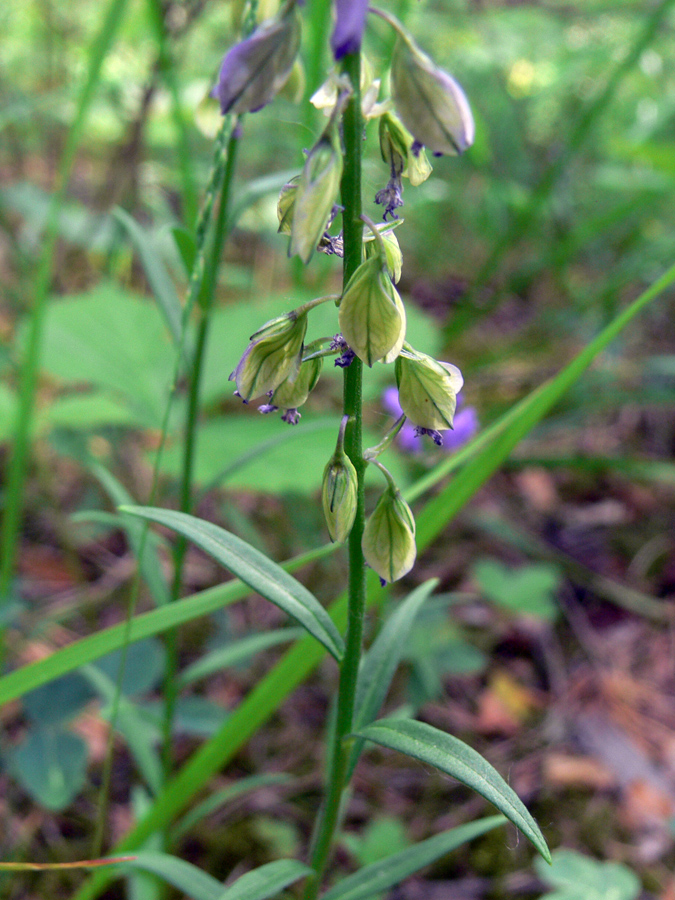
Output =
[
  {"x1": 331, "y1": 0, "x2": 369, "y2": 60},
  {"x1": 382, "y1": 386, "x2": 478, "y2": 454},
  {"x1": 212, "y1": 10, "x2": 300, "y2": 115}
]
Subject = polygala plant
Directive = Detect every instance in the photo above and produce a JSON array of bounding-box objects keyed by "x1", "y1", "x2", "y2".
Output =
[
  {"x1": 122, "y1": 0, "x2": 550, "y2": 895},
  {"x1": 3, "y1": 0, "x2": 552, "y2": 895},
  {"x1": 125, "y1": 0, "x2": 550, "y2": 896}
]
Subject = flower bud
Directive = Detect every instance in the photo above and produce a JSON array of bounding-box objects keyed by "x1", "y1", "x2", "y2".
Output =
[
  {"x1": 364, "y1": 226, "x2": 402, "y2": 284},
  {"x1": 322, "y1": 417, "x2": 358, "y2": 542},
  {"x1": 395, "y1": 346, "x2": 464, "y2": 431},
  {"x1": 277, "y1": 177, "x2": 299, "y2": 235},
  {"x1": 362, "y1": 484, "x2": 416, "y2": 582},
  {"x1": 391, "y1": 34, "x2": 474, "y2": 156},
  {"x1": 212, "y1": 6, "x2": 301, "y2": 115},
  {"x1": 379, "y1": 112, "x2": 432, "y2": 187},
  {"x1": 270, "y1": 355, "x2": 322, "y2": 413},
  {"x1": 338, "y1": 255, "x2": 406, "y2": 367},
  {"x1": 290, "y1": 121, "x2": 343, "y2": 264},
  {"x1": 229, "y1": 311, "x2": 307, "y2": 402}
]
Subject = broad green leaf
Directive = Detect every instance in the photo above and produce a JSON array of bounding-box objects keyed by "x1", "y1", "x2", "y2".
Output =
[
  {"x1": 114, "y1": 208, "x2": 183, "y2": 347},
  {"x1": 178, "y1": 628, "x2": 303, "y2": 687},
  {"x1": 9, "y1": 727, "x2": 88, "y2": 811},
  {"x1": 535, "y1": 849, "x2": 640, "y2": 900},
  {"x1": 37, "y1": 284, "x2": 174, "y2": 428},
  {"x1": 347, "y1": 579, "x2": 438, "y2": 778},
  {"x1": 120, "y1": 507, "x2": 344, "y2": 662},
  {"x1": 119, "y1": 852, "x2": 225, "y2": 900},
  {"x1": 472, "y1": 559, "x2": 561, "y2": 620},
  {"x1": 83, "y1": 665, "x2": 163, "y2": 795},
  {"x1": 41, "y1": 393, "x2": 140, "y2": 431},
  {"x1": 322, "y1": 817, "x2": 504, "y2": 900},
  {"x1": 354, "y1": 718, "x2": 550, "y2": 862},
  {"x1": 216, "y1": 859, "x2": 312, "y2": 900}
]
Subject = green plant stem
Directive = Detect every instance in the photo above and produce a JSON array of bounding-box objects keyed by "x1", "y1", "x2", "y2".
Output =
[
  {"x1": 303, "y1": 48, "x2": 363, "y2": 900},
  {"x1": 161, "y1": 122, "x2": 241, "y2": 777}
]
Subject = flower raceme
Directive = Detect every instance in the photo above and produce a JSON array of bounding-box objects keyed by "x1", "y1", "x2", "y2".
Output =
[{"x1": 212, "y1": 4, "x2": 301, "y2": 116}]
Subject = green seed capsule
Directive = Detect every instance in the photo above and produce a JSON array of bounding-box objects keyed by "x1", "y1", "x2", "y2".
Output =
[
  {"x1": 362, "y1": 485, "x2": 416, "y2": 583},
  {"x1": 290, "y1": 122, "x2": 343, "y2": 264},
  {"x1": 338, "y1": 255, "x2": 406, "y2": 367},
  {"x1": 230, "y1": 311, "x2": 308, "y2": 402},
  {"x1": 322, "y1": 450, "x2": 358, "y2": 543},
  {"x1": 391, "y1": 34, "x2": 474, "y2": 156},
  {"x1": 364, "y1": 227, "x2": 403, "y2": 284},
  {"x1": 270, "y1": 355, "x2": 322, "y2": 411},
  {"x1": 395, "y1": 346, "x2": 463, "y2": 431}
]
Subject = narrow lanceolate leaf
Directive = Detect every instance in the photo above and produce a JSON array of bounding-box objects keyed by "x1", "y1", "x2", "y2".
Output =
[
  {"x1": 354, "y1": 718, "x2": 550, "y2": 863},
  {"x1": 354, "y1": 579, "x2": 438, "y2": 728},
  {"x1": 120, "y1": 507, "x2": 344, "y2": 662},
  {"x1": 347, "y1": 579, "x2": 438, "y2": 778},
  {"x1": 216, "y1": 859, "x2": 312, "y2": 900},
  {"x1": 321, "y1": 817, "x2": 504, "y2": 900}
]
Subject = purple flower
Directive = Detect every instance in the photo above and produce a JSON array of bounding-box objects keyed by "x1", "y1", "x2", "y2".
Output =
[
  {"x1": 382, "y1": 386, "x2": 478, "y2": 454},
  {"x1": 331, "y1": 0, "x2": 369, "y2": 60},
  {"x1": 212, "y1": 9, "x2": 301, "y2": 115}
]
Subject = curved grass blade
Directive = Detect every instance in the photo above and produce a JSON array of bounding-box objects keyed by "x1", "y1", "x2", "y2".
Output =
[
  {"x1": 216, "y1": 859, "x2": 312, "y2": 900},
  {"x1": 321, "y1": 816, "x2": 504, "y2": 900},
  {"x1": 354, "y1": 718, "x2": 550, "y2": 862},
  {"x1": 170, "y1": 773, "x2": 291, "y2": 842},
  {"x1": 120, "y1": 507, "x2": 344, "y2": 662},
  {"x1": 113, "y1": 208, "x2": 183, "y2": 348},
  {"x1": 117, "y1": 852, "x2": 226, "y2": 900},
  {"x1": 346, "y1": 579, "x2": 438, "y2": 778},
  {"x1": 178, "y1": 628, "x2": 303, "y2": 687}
]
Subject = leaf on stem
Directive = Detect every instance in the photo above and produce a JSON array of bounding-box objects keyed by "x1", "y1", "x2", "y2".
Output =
[
  {"x1": 322, "y1": 816, "x2": 505, "y2": 900},
  {"x1": 119, "y1": 507, "x2": 345, "y2": 662},
  {"x1": 354, "y1": 718, "x2": 551, "y2": 862}
]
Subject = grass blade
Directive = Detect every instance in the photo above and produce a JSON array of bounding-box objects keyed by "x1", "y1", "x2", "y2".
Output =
[
  {"x1": 216, "y1": 859, "x2": 312, "y2": 900},
  {"x1": 354, "y1": 718, "x2": 550, "y2": 862}
]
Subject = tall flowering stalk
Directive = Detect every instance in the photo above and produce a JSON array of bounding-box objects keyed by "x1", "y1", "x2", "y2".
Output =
[{"x1": 115, "y1": 2, "x2": 550, "y2": 897}]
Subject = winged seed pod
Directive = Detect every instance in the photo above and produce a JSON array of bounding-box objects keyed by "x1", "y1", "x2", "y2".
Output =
[
  {"x1": 229, "y1": 311, "x2": 308, "y2": 402},
  {"x1": 290, "y1": 118, "x2": 343, "y2": 264},
  {"x1": 212, "y1": 5, "x2": 301, "y2": 115},
  {"x1": 362, "y1": 483, "x2": 416, "y2": 582},
  {"x1": 391, "y1": 34, "x2": 474, "y2": 156},
  {"x1": 395, "y1": 345, "x2": 464, "y2": 431},
  {"x1": 338, "y1": 254, "x2": 406, "y2": 366},
  {"x1": 322, "y1": 416, "x2": 358, "y2": 542}
]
